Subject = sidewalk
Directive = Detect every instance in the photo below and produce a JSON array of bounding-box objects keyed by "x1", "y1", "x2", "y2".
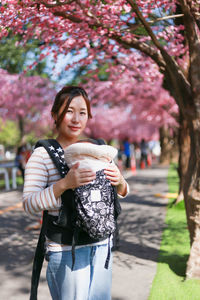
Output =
[
  {"x1": 112, "y1": 166, "x2": 169, "y2": 300},
  {"x1": 0, "y1": 165, "x2": 169, "y2": 300}
]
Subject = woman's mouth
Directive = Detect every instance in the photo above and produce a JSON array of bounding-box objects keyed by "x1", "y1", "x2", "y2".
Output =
[{"x1": 69, "y1": 126, "x2": 81, "y2": 131}]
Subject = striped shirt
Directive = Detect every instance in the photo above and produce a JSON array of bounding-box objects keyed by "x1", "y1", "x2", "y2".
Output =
[
  {"x1": 23, "y1": 146, "x2": 61, "y2": 216},
  {"x1": 23, "y1": 146, "x2": 129, "y2": 251}
]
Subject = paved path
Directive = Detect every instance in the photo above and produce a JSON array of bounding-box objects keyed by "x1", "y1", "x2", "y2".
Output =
[
  {"x1": 0, "y1": 166, "x2": 169, "y2": 300},
  {"x1": 112, "y1": 166, "x2": 168, "y2": 300}
]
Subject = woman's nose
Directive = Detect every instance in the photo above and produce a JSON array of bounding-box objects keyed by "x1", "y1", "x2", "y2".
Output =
[{"x1": 72, "y1": 112, "x2": 79, "y2": 123}]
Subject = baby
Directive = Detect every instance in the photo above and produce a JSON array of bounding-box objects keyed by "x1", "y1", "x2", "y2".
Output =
[{"x1": 64, "y1": 141, "x2": 118, "y2": 173}]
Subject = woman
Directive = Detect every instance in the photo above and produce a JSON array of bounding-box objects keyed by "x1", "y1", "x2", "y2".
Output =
[{"x1": 23, "y1": 86, "x2": 129, "y2": 300}]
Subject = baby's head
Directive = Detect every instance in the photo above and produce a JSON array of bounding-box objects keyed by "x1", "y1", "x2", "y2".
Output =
[{"x1": 64, "y1": 142, "x2": 118, "y2": 166}]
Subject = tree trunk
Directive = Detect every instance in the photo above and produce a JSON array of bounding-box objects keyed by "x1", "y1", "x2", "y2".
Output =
[
  {"x1": 159, "y1": 126, "x2": 177, "y2": 164},
  {"x1": 180, "y1": 0, "x2": 200, "y2": 278},
  {"x1": 123, "y1": 0, "x2": 200, "y2": 279},
  {"x1": 176, "y1": 113, "x2": 190, "y2": 204},
  {"x1": 184, "y1": 119, "x2": 200, "y2": 278},
  {"x1": 18, "y1": 116, "x2": 24, "y2": 141}
]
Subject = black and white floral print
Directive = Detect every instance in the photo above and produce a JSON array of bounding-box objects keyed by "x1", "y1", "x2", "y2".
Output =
[{"x1": 74, "y1": 169, "x2": 116, "y2": 239}]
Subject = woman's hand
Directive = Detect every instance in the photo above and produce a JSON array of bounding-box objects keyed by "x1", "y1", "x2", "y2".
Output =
[
  {"x1": 104, "y1": 162, "x2": 127, "y2": 196},
  {"x1": 104, "y1": 162, "x2": 123, "y2": 186},
  {"x1": 64, "y1": 162, "x2": 96, "y2": 189},
  {"x1": 53, "y1": 162, "x2": 96, "y2": 199}
]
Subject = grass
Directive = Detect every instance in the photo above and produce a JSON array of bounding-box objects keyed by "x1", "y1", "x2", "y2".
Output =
[{"x1": 148, "y1": 163, "x2": 200, "y2": 300}]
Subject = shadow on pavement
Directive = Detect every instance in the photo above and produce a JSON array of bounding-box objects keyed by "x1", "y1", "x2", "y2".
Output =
[
  {"x1": 0, "y1": 209, "x2": 39, "y2": 272},
  {"x1": 127, "y1": 173, "x2": 168, "y2": 185},
  {"x1": 117, "y1": 239, "x2": 160, "y2": 261},
  {"x1": 115, "y1": 239, "x2": 188, "y2": 277},
  {"x1": 113, "y1": 168, "x2": 188, "y2": 278},
  {"x1": 121, "y1": 194, "x2": 167, "y2": 207}
]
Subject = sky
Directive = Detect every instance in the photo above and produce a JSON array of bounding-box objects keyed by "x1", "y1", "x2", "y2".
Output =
[{"x1": 44, "y1": 48, "x2": 88, "y2": 89}]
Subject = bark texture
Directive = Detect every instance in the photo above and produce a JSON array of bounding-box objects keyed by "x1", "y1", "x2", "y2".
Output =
[
  {"x1": 159, "y1": 127, "x2": 173, "y2": 164},
  {"x1": 176, "y1": 114, "x2": 190, "y2": 204},
  {"x1": 159, "y1": 127, "x2": 178, "y2": 165},
  {"x1": 185, "y1": 119, "x2": 200, "y2": 278},
  {"x1": 179, "y1": 0, "x2": 200, "y2": 279}
]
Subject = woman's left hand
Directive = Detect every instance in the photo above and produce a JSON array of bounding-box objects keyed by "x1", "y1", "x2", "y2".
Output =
[
  {"x1": 104, "y1": 162, "x2": 124, "y2": 186},
  {"x1": 104, "y1": 162, "x2": 127, "y2": 196}
]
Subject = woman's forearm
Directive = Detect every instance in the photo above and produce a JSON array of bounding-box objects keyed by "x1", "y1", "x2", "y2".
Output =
[{"x1": 53, "y1": 178, "x2": 70, "y2": 199}]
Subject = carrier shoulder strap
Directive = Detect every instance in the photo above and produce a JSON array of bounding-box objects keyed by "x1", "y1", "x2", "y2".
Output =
[
  {"x1": 35, "y1": 139, "x2": 69, "y2": 177},
  {"x1": 30, "y1": 139, "x2": 69, "y2": 300},
  {"x1": 30, "y1": 210, "x2": 48, "y2": 300}
]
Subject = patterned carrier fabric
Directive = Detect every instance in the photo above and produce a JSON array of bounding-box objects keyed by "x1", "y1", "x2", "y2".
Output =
[{"x1": 74, "y1": 169, "x2": 116, "y2": 239}]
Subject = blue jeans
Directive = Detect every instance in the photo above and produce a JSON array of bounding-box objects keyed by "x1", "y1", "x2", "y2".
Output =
[{"x1": 46, "y1": 244, "x2": 112, "y2": 300}]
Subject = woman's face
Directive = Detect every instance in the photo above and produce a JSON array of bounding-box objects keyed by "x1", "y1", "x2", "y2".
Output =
[{"x1": 56, "y1": 95, "x2": 88, "y2": 142}]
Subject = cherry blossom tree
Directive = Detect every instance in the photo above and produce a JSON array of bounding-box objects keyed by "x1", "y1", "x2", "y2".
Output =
[
  {"x1": 85, "y1": 105, "x2": 167, "y2": 142},
  {"x1": 84, "y1": 54, "x2": 178, "y2": 143},
  {"x1": 0, "y1": 68, "x2": 56, "y2": 140},
  {"x1": 0, "y1": 0, "x2": 200, "y2": 277}
]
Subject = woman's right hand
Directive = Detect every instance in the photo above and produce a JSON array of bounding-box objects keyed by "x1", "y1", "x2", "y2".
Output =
[
  {"x1": 63, "y1": 162, "x2": 96, "y2": 190},
  {"x1": 53, "y1": 162, "x2": 96, "y2": 199}
]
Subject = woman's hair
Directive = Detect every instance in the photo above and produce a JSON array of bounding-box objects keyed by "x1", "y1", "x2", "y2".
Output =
[{"x1": 51, "y1": 86, "x2": 92, "y2": 128}]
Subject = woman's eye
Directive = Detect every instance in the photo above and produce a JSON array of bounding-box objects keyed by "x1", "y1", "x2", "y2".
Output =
[
  {"x1": 80, "y1": 112, "x2": 86, "y2": 115},
  {"x1": 67, "y1": 110, "x2": 73, "y2": 113}
]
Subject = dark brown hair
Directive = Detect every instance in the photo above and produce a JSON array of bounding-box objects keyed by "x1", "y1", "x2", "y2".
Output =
[{"x1": 51, "y1": 86, "x2": 92, "y2": 128}]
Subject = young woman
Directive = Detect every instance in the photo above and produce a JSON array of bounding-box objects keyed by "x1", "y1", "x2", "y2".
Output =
[{"x1": 23, "y1": 86, "x2": 129, "y2": 300}]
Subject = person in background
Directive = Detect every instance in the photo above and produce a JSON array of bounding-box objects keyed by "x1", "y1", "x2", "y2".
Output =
[
  {"x1": 15, "y1": 144, "x2": 27, "y2": 180},
  {"x1": 140, "y1": 139, "x2": 149, "y2": 168},
  {"x1": 123, "y1": 138, "x2": 131, "y2": 169}
]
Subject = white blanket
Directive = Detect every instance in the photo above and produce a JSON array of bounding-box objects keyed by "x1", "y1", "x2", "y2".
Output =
[{"x1": 64, "y1": 142, "x2": 118, "y2": 172}]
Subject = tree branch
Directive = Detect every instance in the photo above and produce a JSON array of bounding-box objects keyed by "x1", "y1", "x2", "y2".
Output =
[
  {"x1": 37, "y1": 0, "x2": 74, "y2": 8},
  {"x1": 126, "y1": 0, "x2": 164, "y2": 51},
  {"x1": 124, "y1": 14, "x2": 185, "y2": 33},
  {"x1": 179, "y1": 0, "x2": 200, "y2": 48},
  {"x1": 53, "y1": 11, "x2": 82, "y2": 23},
  {"x1": 111, "y1": 34, "x2": 166, "y2": 70},
  {"x1": 148, "y1": 14, "x2": 184, "y2": 23}
]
